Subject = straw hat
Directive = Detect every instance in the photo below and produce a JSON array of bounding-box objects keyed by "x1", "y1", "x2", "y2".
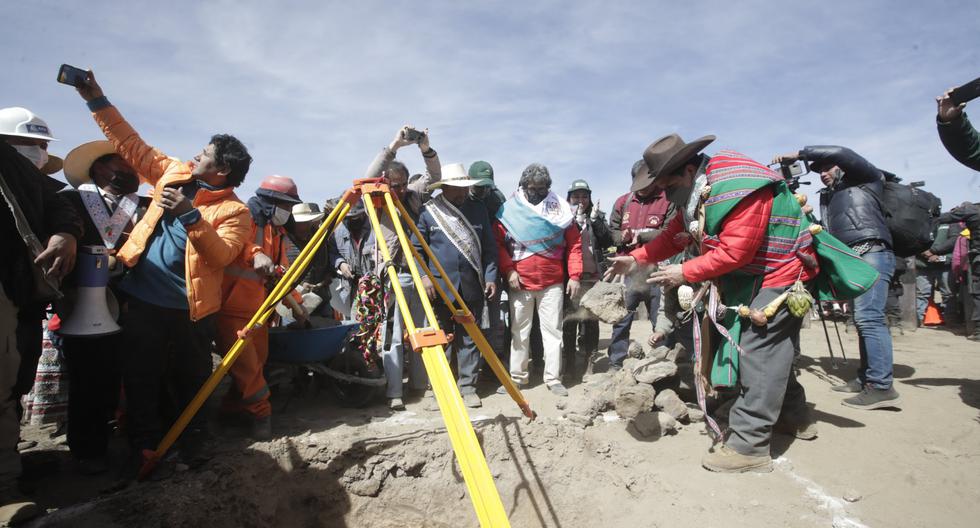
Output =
[
  {"x1": 63, "y1": 140, "x2": 117, "y2": 188},
  {"x1": 292, "y1": 202, "x2": 325, "y2": 223},
  {"x1": 428, "y1": 163, "x2": 481, "y2": 191}
]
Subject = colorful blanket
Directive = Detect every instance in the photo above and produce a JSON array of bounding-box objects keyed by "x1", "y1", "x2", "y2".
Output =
[{"x1": 497, "y1": 189, "x2": 574, "y2": 261}]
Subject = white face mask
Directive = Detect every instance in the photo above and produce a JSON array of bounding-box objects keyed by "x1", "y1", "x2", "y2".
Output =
[
  {"x1": 13, "y1": 144, "x2": 48, "y2": 170},
  {"x1": 271, "y1": 206, "x2": 292, "y2": 226}
]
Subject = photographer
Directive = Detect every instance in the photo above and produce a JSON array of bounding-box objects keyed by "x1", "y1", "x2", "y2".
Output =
[
  {"x1": 774, "y1": 146, "x2": 899, "y2": 410},
  {"x1": 936, "y1": 89, "x2": 980, "y2": 171}
]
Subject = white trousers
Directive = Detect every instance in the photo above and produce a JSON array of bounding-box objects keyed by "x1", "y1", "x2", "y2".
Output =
[{"x1": 509, "y1": 284, "x2": 563, "y2": 385}]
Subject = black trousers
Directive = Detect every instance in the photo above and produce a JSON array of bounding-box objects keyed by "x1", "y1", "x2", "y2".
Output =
[
  {"x1": 121, "y1": 298, "x2": 214, "y2": 451},
  {"x1": 62, "y1": 333, "x2": 122, "y2": 459}
]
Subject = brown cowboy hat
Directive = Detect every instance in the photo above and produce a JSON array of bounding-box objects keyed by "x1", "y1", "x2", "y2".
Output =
[{"x1": 630, "y1": 133, "x2": 715, "y2": 192}]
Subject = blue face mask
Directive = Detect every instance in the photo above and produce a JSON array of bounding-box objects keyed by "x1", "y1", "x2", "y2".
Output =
[{"x1": 196, "y1": 180, "x2": 227, "y2": 191}]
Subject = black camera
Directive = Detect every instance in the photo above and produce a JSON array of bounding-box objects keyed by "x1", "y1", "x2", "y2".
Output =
[
  {"x1": 402, "y1": 128, "x2": 425, "y2": 144},
  {"x1": 769, "y1": 160, "x2": 811, "y2": 192}
]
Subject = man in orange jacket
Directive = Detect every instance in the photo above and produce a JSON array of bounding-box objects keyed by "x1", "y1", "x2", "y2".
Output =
[
  {"x1": 74, "y1": 71, "x2": 252, "y2": 473},
  {"x1": 217, "y1": 175, "x2": 308, "y2": 440}
]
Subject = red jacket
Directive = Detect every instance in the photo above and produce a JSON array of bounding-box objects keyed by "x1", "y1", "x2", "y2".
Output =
[
  {"x1": 630, "y1": 188, "x2": 817, "y2": 288},
  {"x1": 495, "y1": 221, "x2": 583, "y2": 291}
]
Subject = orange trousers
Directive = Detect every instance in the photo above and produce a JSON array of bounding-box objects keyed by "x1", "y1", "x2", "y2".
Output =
[{"x1": 215, "y1": 314, "x2": 272, "y2": 418}]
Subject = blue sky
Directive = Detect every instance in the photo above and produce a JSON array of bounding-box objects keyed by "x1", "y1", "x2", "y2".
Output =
[{"x1": 5, "y1": 0, "x2": 979, "y2": 215}]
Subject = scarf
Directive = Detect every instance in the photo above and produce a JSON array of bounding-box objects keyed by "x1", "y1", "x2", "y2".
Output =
[
  {"x1": 497, "y1": 189, "x2": 574, "y2": 261},
  {"x1": 78, "y1": 182, "x2": 138, "y2": 249},
  {"x1": 428, "y1": 195, "x2": 484, "y2": 286}
]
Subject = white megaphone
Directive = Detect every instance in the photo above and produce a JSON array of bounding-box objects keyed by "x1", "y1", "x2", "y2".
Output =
[{"x1": 58, "y1": 245, "x2": 122, "y2": 337}]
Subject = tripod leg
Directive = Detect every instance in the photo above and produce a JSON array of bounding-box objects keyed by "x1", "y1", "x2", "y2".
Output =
[
  {"x1": 363, "y1": 190, "x2": 509, "y2": 527},
  {"x1": 385, "y1": 195, "x2": 534, "y2": 418},
  {"x1": 817, "y1": 305, "x2": 840, "y2": 368}
]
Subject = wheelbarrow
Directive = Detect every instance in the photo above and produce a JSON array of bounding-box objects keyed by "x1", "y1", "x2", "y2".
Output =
[{"x1": 266, "y1": 322, "x2": 385, "y2": 408}]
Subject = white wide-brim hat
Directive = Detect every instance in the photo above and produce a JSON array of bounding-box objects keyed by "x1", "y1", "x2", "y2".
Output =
[
  {"x1": 427, "y1": 162, "x2": 481, "y2": 191},
  {"x1": 292, "y1": 202, "x2": 325, "y2": 223}
]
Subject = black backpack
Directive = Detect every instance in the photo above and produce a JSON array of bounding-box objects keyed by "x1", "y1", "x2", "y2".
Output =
[{"x1": 879, "y1": 173, "x2": 942, "y2": 257}]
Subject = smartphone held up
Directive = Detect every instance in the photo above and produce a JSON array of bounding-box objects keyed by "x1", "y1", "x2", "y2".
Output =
[
  {"x1": 56, "y1": 64, "x2": 89, "y2": 87},
  {"x1": 949, "y1": 76, "x2": 980, "y2": 106}
]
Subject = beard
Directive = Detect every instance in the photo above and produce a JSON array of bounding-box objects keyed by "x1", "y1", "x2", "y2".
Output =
[{"x1": 665, "y1": 184, "x2": 693, "y2": 207}]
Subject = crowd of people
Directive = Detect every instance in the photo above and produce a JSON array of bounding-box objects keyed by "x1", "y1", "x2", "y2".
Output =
[{"x1": 0, "y1": 69, "x2": 977, "y2": 524}]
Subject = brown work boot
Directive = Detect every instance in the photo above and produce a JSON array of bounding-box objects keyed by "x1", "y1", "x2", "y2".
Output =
[
  {"x1": 773, "y1": 418, "x2": 818, "y2": 440},
  {"x1": 701, "y1": 444, "x2": 773, "y2": 473},
  {"x1": 0, "y1": 490, "x2": 39, "y2": 526}
]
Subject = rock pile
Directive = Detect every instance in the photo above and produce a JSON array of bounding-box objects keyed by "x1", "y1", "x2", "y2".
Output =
[{"x1": 562, "y1": 339, "x2": 701, "y2": 439}]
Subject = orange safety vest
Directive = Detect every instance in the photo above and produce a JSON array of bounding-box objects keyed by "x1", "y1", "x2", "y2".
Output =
[{"x1": 220, "y1": 221, "x2": 301, "y2": 318}]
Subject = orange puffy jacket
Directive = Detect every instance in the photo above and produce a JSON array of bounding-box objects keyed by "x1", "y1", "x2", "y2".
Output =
[
  {"x1": 93, "y1": 106, "x2": 251, "y2": 321},
  {"x1": 221, "y1": 221, "x2": 302, "y2": 319}
]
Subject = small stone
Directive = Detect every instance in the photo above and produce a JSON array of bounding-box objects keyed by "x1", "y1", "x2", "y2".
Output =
[
  {"x1": 923, "y1": 445, "x2": 954, "y2": 457},
  {"x1": 632, "y1": 358, "x2": 678, "y2": 384},
  {"x1": 614, "y1": 383, "x2": 656, "y2": 419},
  {"x1": 685, "y1": 403, "x2": 705, "y2": 422},
  {"x1": 748, "y1": 500, "x2": 761, "y2": 507},
  {"x1": 349, "y1": 478, "x2": 383, "y2": 497},
  {"x1": 654, "y1": 389, "x2": 689, "y2": 421},
  {"x1": 842, "y1": 490, "x2": 862, "y2": 503},
  {"x1": 628, "y1": 411, "x2": 677, "y2": 438},
  {"x1": 580, "y1": 281, "x2": 628, "y2": 323},
  {"x1": 628, "y1": 340, "x2": 645, "y2": 359},
  {"x1": 648, "y1": 345, "x2": 671, "y2": 361}
]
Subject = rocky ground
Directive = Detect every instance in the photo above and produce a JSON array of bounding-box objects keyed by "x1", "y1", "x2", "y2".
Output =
[{"x1": 17, "y1": 318, "x2": 980, "y2": 527}]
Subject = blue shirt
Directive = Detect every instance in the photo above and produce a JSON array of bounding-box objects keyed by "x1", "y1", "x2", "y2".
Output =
[{"x1": 120, "y1": 186, "x2": 201, "y2": 309}]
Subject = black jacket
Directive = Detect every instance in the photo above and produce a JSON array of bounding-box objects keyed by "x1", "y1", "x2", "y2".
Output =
[
  {"x1": 0, "y1": 142, "x2": 84, "y2": 307},
  {"x1": 937, "y1": 113, "x2": 980, "y2": 172},
  {"x1": 807, "y1": 145, "x2": 891, "y2": 247}
]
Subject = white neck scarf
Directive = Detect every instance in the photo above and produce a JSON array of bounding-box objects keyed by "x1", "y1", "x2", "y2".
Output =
[{"x1": 78, "y1": 182, "x2": 139, "y2": 249}]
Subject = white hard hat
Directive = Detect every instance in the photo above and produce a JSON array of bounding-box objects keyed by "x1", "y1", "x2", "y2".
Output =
[{"x1": 0, "y1": 107, "x2": 58, "y2": 141}]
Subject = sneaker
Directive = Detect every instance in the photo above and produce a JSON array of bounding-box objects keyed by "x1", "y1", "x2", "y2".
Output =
[
  {"x1": 496, "y1": 381, "x2": 527, "y2": 395},
  {"x1": 773, "y1": 419, "x2": 818, "y2": 441},
  {"x1": 701, "y1": 444, "x2": 773, "y2": 473},
  {"x1": 842, "y1": 386, "x2": 901, "y2": 410},
  {"x1": 831, "y1": 378, "x2": 863, "y2": 393},
  {"x1": 389, "y1": 397, "x2": 406, "y2": 411},
  {"x1": 250, "y1": 415, "x2": 273, "y2": 441},
  {"x1": 0, "y1": 493, "x2": 39, "y2": 526},
  {"x1": 462, "y1": 392, "x2": 482, "y2": 408},
  {"x1": 547, "y1": 383, "x2": 569, "y2": 397}
]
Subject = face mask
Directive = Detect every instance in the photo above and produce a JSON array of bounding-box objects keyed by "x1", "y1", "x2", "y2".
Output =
[
  {"x1": 524, "y1": 188, "x2": 549, "y2": 205},
  {"x1": 470, "y1": 186, "x2": 489, "y2": 200},
  {"x1": 13, "y1": 145, "x2": 48, "y2": 170},
  {"x1": 271, "y1": 206, "x2": 291, "y2": 226}
]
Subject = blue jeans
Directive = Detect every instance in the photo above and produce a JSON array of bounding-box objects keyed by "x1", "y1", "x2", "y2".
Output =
[
  {"x1": 852, "y1": 250, "x2": 895, "y2": 390},
  {"x1": 607, "y1": 277, "x2": 661, "y2": 368}
]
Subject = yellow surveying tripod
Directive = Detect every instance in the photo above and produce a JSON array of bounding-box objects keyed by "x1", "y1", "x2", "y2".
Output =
[{"x1": 140, "y1": 178, "x2": 535, "y2": 527}]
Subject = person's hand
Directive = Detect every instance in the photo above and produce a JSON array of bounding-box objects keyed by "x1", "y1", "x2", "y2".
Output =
[
  {"x1": 253, "y1": 252, "x2": 275, "y2": 277},
  {"x1": 648, "y1": 331, "x2": 665, "y2": 347},
  {"x1": 801, "y1": 204, "x2": 814, "y2": 215},
  {"x1": 771, "y1": 152, "x2": 801, "y2": 165},
  {"x1": 565, "y1": 279, "x2": 581, "y2": 298},
  {"x1": 927, "y1": 254, "x2": 942, "y2": 263},
  {"x1": 74, "y1": 69, "x2": 104, "y2": 102},
  {"x1": 421, "y1": 275, "x2": 436, "y2": 300},
  {"x1": 603, "y1": 256, "x2": 637, "y2": 282},
  {"x1": 507, "y1": 271, "x2": 522, "y2": 291},
  {"x1": 158, "y1": 187, "x2": 194, "y2": 217},
  {"x1": 590, "y1": 200, "x2": 602, "y2": 221},
  {"x1": 389, "y1": 125, "x2": 416, "y2": 151},
  {"x1": 937, "y1": 88, "x2": 966, "y2": 123},
  {"x1": 621, "y1": 228, "x2": 635, "y2": 246},
  {"x1": 338, "y1": 261, "x2": 353, "y2": 279},
  {"x1": 646, "y1": 263, "x2": 686, "y2": 289},
  {"x1": 35, "y1": 233, "x2": 77, "y2": 279},
  {"x1": 485, "y1": 281, "x2": 497, "y2": 299},
  {"x1": 417, "y1": 128, "x2": 431, "y2": 152}
]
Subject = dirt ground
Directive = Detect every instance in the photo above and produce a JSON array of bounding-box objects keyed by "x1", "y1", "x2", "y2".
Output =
[{"x1": 16, "y1": 318, "x2": 980, "y2": 528}]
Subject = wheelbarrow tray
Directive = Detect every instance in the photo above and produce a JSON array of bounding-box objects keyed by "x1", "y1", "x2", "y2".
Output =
[{"x1": 268, "y1": 322, "x2": 360, "y2": 363}]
